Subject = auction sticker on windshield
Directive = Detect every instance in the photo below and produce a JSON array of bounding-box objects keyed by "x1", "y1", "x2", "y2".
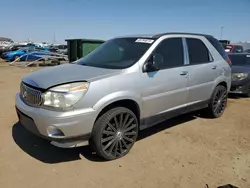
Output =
[{"x1": 135, "y1": 39, "x2": 154, "y2": 44}]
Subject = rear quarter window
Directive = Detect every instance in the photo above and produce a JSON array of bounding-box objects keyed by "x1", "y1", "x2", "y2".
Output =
[{"x1": 206, "y1": 36, "x2": 229, "y2": 60}]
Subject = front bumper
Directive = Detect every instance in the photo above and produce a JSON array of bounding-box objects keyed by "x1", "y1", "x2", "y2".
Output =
[
  {"x1": 15, "y1": 93, "x2": 97, "y2": 148},
  {"x1": 229, "y1": 78, "x2": 250, "y2": 94}
]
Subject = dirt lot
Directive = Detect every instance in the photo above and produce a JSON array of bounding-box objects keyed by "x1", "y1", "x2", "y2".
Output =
[{"x1": 0, "y1": 61, "x2": 250, "y2": 188}]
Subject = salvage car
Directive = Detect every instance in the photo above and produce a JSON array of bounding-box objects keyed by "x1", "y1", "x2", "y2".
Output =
[
  {"x1": 223, "y1": 44, "x2": 244, "y2": 53},
  {"x1": 1, "y1": 47, "x2": 50, "y2": 61},
  {"x1": 0, "y1": 44, "x2": 27, "y2": 56},
  {"x1": 229, "y1": 53, "x2": 250, "y2": 96},
  {"x1": 15, "y1": 33, "x2": 231, "y2": 160}
]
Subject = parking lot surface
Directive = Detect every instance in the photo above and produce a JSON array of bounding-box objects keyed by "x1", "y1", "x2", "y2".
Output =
[{"x1": 0, "y1": 62, "x2": 250, "y2": 188}]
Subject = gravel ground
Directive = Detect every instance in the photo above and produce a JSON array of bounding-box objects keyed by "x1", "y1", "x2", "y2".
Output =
[{"x1": 0, "y1": 62, "x2": 249, "y2": 188}]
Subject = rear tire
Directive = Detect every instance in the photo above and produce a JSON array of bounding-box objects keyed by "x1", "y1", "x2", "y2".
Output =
[
  {"x1": 245, "y1": 86, "x2": 250, "y2": 97},
  {"x1": 13, "y1": 55, "x2": 20, "y2": 61},
  {"x1": 206, "y1": 85, "x2": 228, "y2": 118},
  {"x1": 90, "y1": 107, "x2": 139, "y2": 160}
]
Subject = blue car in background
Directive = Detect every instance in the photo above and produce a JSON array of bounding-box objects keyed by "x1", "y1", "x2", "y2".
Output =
[{"x1": 1, "y1": 46, "x2": 50, "y2": 61}]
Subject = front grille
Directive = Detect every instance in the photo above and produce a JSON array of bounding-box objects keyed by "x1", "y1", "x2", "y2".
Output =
[{"x1": 20, "y1": 82, "x2": 43, "y2": 106}]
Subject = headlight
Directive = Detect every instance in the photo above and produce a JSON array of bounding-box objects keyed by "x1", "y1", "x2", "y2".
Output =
[
  {"x1": 43, "y1": 82, "x2": 89, "y2": 109},
  {"x1": 232, "y1": 73, "x2": 248, "y2": 80}
]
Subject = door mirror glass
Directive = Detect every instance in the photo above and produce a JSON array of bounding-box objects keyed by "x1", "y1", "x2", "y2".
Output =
[{"x1": 143, "y1": 53, "x2": 163, "y2": 72}]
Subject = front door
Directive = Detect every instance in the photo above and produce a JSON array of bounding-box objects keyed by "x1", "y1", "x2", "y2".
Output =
[{"x1": 140, "y1": 37, "x2": 188, "y2": 126}]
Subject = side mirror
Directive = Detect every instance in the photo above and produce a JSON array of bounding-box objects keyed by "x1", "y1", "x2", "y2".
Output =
[{"x1": 143, "y1": 53, "x2": 163, "y2": 72}]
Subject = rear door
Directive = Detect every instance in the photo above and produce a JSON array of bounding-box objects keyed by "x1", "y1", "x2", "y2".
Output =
[{"x1": 184, "y1": 37, "x2": 218, "y2": 104}]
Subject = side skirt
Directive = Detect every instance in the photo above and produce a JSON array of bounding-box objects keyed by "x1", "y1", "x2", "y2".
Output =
[{"x1": 140, "y1": 100, "x2": 209, "y2": 130}]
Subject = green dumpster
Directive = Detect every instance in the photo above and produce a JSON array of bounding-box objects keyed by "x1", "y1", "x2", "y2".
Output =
[{"x1": 65, "y1": 38, "x2": 105, "y2": 62}]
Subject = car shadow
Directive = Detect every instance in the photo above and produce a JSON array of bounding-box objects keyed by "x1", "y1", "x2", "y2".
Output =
[
  {"x1": 228, "y1": 93, "x2": 250, "y2": 99},
  {"x1": 228, "y1": 93, "x2": 242, "y2": 99},
  {"x1": 137, "y1": 113, "x2": 196, "y2": 141},
  {"x1": 12, "y1": 122, "x2": 102, "y2": 163},
  {"x1": 12, "y1": 113, "x2": 197, "y2": 164}
]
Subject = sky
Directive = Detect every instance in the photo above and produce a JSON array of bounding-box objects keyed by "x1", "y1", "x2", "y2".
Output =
[{"x1": 0, "y1": 0, "x2": 249, "y2": 44}]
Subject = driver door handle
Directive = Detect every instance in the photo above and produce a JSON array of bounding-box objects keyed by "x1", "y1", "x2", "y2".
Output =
[{"x1": 180, "y1": 71, "x2": 188, "y2": 76}]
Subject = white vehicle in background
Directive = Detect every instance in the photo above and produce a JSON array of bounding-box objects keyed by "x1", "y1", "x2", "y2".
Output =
[{"x1": 0, "y1": 41, "x2": 13, "y2": 48}]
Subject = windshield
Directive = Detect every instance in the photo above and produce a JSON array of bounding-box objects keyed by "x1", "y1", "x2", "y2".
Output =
[
  {"x1": 229, "y1": 54, "x2": 250, "y2": 65},
  {"x1": 76, "y1": 37, "x2": 155, "y2": 69}
]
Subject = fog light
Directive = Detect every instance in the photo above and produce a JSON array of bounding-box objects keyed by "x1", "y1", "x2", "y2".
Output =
[
  {"x1": 47, "y1": 126, "x2": 65, "y2": 137},
  {"x1": 236, "y1": 86, "x2": 243, "y2": 91}
]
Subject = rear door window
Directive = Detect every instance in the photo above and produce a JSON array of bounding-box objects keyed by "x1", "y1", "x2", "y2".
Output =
[{"x1": 186, "y1": 38, "x2": 211, "y2": 65}]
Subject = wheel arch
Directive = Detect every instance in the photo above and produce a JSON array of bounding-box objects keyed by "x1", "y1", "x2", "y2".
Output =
[
  {"x1": 94, "y1": 99, "x2": 141, "y2": 124},
  {"x1": 216, "y1": 81, "x2": 228, "y2": 90},
  {"x1": 209, "y1": 80, "x2": 228, "y2": 100}
]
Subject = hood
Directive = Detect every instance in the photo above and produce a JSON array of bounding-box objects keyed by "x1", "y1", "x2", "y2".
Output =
[
  {"x1": 22, "y1": 64, "x2": 121, "y2": 89},
  {"x1": 232, "y1": 65, "x2": 250, "y2": 74}
]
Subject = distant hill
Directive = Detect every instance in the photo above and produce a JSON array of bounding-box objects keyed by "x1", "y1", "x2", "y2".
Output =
[{"x1": 0, "y1": 37, "x2": 12, "y2": 42}]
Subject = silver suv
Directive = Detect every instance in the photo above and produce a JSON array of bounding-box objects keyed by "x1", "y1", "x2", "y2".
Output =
[{"x1": 15, "y1": 33, "x2": 231, "y2": 160}]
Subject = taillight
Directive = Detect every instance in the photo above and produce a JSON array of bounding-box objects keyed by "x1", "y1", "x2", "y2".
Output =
[{"x1": 226, "y1": 57, "x2": 232, "y2": 66}]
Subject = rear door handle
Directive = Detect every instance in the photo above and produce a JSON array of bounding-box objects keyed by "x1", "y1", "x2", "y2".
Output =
[
  {"x1": 180, "y1": 71, "x2": 188, "y2": 76},
  {"x1": 212, "y1": 65, "x2": 217, "y2": 69}
]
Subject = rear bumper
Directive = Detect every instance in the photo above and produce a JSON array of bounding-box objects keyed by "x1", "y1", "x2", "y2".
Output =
[{"x1": 229, "y1": 79, "x2": 250, "y2": 94}]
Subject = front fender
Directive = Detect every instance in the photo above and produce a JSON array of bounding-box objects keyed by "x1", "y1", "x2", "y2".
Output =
[{"x1": 93, "y1": 91, "x2": 142, "y2": 113}]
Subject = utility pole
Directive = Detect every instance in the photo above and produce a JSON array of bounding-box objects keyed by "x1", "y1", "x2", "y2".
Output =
[
  {"x1": 220, "y1": 26, "x2": 224, "y2": 40},
  {"x1": 53, "y1": 31, "x2": 56, "y2": 44}
]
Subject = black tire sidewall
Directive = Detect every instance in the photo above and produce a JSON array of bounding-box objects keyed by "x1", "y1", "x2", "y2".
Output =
[
  {"x1": 209, "y1": 85, "x2": 228, "y2": 118},
  {"x1": 91, "y1": 107, "x2": 139, "y2": 160},
  {"x1": 246, "y1": 85, "x2": 250, "y2": 97}
]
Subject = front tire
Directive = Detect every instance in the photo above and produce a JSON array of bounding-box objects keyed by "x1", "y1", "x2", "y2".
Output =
[
  {"x1": 91, "y1": 107, "x2": 139, "y2": 160},
  {"x1": 206, "y1": 85, "x2": 228, "y2": 118}
]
